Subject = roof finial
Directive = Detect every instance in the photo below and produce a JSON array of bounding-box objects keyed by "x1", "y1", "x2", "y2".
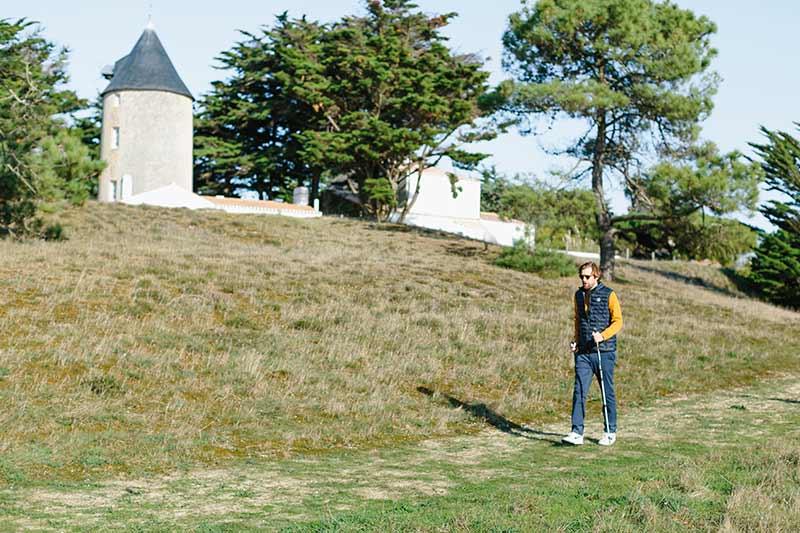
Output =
[{"x1": 146, "y1": 2, "x2": 155, "y2": 30}]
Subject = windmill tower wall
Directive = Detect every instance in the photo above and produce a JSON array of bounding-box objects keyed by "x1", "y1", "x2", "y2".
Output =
[
  {"x1": 98, "y1": 26, "x2": 194, "y2": 202},
  {"x1": 99, "y1": 90, "x2": 192, "y2": 200}
]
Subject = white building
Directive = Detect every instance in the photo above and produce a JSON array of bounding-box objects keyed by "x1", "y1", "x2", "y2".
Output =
[{"x1": 398, "y1": 167, "x2": 529, "y2": 247}]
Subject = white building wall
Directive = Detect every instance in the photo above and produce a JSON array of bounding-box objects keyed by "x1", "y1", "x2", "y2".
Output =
[
  {"x1": 405, "y1": 167, "x2": 481, "y2": 219},
  {"x1": 479, "y1": 218, "x2": 530, "y2": 247},
  {"x1": 99, "y1": 90, "x2": 193, "y2": 200}
]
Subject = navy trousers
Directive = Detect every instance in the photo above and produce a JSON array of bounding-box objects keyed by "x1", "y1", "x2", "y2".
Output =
[{"x1": 571, "y1": 350, "x2": 617, "y2": 434}]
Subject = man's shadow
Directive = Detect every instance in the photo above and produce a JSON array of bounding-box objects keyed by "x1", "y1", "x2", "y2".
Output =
[
  {"x1": 417, "y1": 386, "x2": 565, "y2": 444},
  {"x1": 740, "y1": 394, "x2": 800, "y2": 406}
]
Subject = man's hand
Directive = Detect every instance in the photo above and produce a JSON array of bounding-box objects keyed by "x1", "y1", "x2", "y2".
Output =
[
  {"x1": 570, "y1": 341, "x2": 577, "y2": 353},
  {"x1": 592, "y1": 331, "x2": 604, "y2": 344}
]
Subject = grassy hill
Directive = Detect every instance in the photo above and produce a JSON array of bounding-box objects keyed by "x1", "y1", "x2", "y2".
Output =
[{"x1": 0, "y1": 202, "x2": 797, "y2": 486}]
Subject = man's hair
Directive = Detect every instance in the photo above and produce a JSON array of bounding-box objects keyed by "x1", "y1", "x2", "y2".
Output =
[{"x1": 578, "y1": 261, "x2": 601, "y2": 278}]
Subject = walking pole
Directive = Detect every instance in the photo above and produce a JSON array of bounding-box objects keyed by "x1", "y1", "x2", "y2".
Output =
[{"x1": 595, "y1": 334, "x2": 610, "y2": 435}]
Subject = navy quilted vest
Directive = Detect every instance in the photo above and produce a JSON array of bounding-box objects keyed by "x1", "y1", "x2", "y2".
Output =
[{"x1": 575, "y1": 283, "x2": 617, "y2": 354}]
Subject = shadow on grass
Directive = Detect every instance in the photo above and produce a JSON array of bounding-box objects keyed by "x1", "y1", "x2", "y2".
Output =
[
  {"x1": 417, "y1": 386, "x2": 563, "y2": 443},
  {"x1": 767, "y1": 397, "x2": 800, "y2": 405},
  {"x1": 721, "y1": 267, "x2": 761, "y2": 297},
  {"x1": 627, "y1": 263, "x2": 759, "y2": 299},
  {"x1": 366, "y1": 222, "x2": 495, "y2": 251}
]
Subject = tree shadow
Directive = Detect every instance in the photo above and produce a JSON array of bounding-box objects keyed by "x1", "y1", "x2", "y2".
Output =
[
  {"x1": 767, "y1": 397, "x2": 800, "y2": 405},
  {"x1": 367, "y1": 222, "x2": 413, "y2": 233},
  {"x1": 416, "y1": 386, "x2": 563, "y2": 443},
  {"x1": 720, "y1": 267, "x2": 760, "y2": 298},
  {"x1": 366, "y1": 222, "x2": 496, "y2": 249},
  {"x1": 626, "y1": 263, "x2": 743, "y2": 298},
  {"x1": 737, "y1": 393, "x2": 800, "y2": 405}
]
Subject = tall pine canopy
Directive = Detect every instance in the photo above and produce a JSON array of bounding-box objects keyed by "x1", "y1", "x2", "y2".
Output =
[
  {"x1": 501, "y1": 0, "x2": 723, "y2": 278},
  {"x1": 194, "y1": 15, "x2": 326, "y2": 201},
  {"x1": 749, "y1": 126, "x2": 800, "y2": 308},
  {"x1": 1, "y1": 18, "x2": 98, "y2": 238},
  {"x1": 196, "y1": 1, "x2": 495, "y2": 219}
]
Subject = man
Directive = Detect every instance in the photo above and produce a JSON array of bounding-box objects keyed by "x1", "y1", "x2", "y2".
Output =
[{"x1": 562, "y1": 261, "x2": 623, "y2": 446}]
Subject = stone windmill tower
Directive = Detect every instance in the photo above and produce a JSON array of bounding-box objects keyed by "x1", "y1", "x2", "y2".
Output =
[{"x1": 98, "y1": 21, "x2": 193, "y2": 202}]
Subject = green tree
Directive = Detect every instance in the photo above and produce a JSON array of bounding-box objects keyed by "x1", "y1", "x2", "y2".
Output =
[
  {"x1": 194, "y1": 14, "x2": 325, "y2": 201},
  {"x1": 199, "y1": 2, "x2": 494, "y2": 218},
  {"x1": 615, "y1": 141, "x2": 761, "y2": 262},
  {"x1": 296, "y1": 0, "x2": 496, "y2": 221},
  {"x1": 0, "y1": 18, "x2": 85, "y2": 237},
  {"x1": 617, "y1": 214, "x2": 758, "y2": 265},
  {"x1": 71, "y1": 94, "x2": 103, "y2": 160},
  {"x1": 478, "y1": 166, "x2": 513, "y2": 214},
  {"x1": 490, "y1": 179, "x2": 599, "y2": 248},
  {"x1": 502, "y1": 0, "x2": 722, "y2": 278},
  {"x1": 28, "y1": 128, "x2": 105, "y2": 209},
  {"x1": 748, "y1": 126, "x2": 800, "y2": 308}
]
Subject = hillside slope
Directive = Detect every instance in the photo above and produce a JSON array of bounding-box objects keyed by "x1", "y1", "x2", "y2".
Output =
[{"x1": 0, "y1": 202, "x2": 797, "y2": 482}]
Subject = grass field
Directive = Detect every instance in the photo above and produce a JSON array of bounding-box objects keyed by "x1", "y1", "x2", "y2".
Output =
[{"x1": 0, "y1": 202, "x2": 798, "y2": 530}]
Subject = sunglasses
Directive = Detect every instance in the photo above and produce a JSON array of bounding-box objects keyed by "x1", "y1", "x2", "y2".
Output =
[{"x1": 579, "y1": 274, "x2": 594, "y2": 280}]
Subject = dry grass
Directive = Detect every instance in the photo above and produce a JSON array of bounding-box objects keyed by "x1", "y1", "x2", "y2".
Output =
[{"x1": 0, "y1": 202, "x2": 797, "y2": 483}]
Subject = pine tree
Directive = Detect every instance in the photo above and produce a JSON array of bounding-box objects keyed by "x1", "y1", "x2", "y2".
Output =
[
  {"x1": 197, "y1": 2, "x2": 496, "y2": 218},
  {"x1": 0, "y1": 18, "x2": 85, "y2": 237},
  {"x1": 28, "y1": 129, "x2": 105, "y2": 208},
  {"x1": 194, "y1": 15, "x2": 326, "y2": 201},
  {"x1": 501, "y1": 0, "x2": 721, "y2": 278},
  {"x1": 295, "y1": 0, "x2": 495, "y2": 221},
  {"x1": 749, "y1": 126, "x2": 800, "y2": 308}
]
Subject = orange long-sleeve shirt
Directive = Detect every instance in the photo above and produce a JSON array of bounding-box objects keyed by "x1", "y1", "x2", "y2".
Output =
[{"x1": 573, "y1": 289, "x2": 623, "y2": 343}]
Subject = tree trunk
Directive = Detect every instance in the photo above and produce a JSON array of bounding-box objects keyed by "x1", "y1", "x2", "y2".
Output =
[
  {"x1": 591, "y1": 111, "x2": 616, "y2": 280},
  {"x1": 397, "y1": 162, "x2": 425, "y2": 224}
]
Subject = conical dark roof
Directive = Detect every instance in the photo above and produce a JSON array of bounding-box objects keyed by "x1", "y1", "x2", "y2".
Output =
[{"x1": 102, "y1": 28, "x2": 192, "y2": 99}]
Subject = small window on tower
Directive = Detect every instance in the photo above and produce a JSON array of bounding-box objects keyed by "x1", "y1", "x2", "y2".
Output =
[
  {"x1": 112, "y1": 127, "x2": 120, "y2": 149},
  {"x1": 113, "y1": 94, "x2": 121, "y2": 107}
]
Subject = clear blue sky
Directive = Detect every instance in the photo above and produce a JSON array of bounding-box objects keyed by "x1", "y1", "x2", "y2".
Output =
[{"x1": 8, "y1": 1, "x2": 798, "y2": 229}]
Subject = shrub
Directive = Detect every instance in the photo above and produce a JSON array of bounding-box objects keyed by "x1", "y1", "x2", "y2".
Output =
[{"x1": 494, "y1": 242, "x2": 576, "y2": 278}]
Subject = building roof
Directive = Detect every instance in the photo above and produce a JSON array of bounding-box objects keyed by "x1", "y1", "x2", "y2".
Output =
[
  {"x1": 123, "y1": 183, "x2": 215, "y2": 209},
  {"x1": 101, "y1": 27, "x2": 192, "y2": 99}
]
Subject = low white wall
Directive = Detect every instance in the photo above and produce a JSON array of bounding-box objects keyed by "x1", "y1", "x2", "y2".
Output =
[
  {"x1": 402, "y1": 213, "x2": 529, "y2": 247},
  {"x1": 214, "y1": 204, "x2": 321, "y2": 218},
  {"x1": 479, "y1": 218, "x2": 529, "y2": 247}
]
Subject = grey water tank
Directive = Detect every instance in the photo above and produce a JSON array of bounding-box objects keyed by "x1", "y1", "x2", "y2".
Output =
[{"x1": 293, "y1": 186, "x2": 310, "y2": 205}]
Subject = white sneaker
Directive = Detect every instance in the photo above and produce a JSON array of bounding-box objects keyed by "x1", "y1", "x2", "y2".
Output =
[
  {"x1": 561, "y1": 432, "x2": 584, "y2": 445},
  {"x1": 598, "y1": 432, "x2": 617, "y2": 446}
]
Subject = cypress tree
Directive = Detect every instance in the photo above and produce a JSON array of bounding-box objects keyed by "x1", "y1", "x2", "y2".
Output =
[{"x1": 749, "y1": 126, "x2": 800, "y2": 308}]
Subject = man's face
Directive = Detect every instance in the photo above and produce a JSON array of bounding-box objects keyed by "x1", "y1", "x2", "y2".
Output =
[{"x1": 580, "y1": 267, "x2": 598, "y2": 290}]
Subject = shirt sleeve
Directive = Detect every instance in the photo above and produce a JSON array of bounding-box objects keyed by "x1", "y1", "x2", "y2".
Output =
[{"x1": 600, "y1": 291, "x2": 623, "y2": 340}]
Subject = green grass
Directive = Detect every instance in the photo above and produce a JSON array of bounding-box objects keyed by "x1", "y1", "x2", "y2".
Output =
[
  {"x1": 2, "y1": 376, "x2": 798, "y2": 530},
  {"x1": 0, "y1": 202, "x2": 797, "y2": 484},
  {"x1": 0, "y1": 201, "x2": 798, "y2": 529}
]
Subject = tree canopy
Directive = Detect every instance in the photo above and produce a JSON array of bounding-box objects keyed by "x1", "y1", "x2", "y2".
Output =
[
  {"x1": 748, "y1": 126, "x2": 800, "y2": 308},
  {"x1": 1, "y1": 18, "x2": 100, "y2": 238},
  {"x1": 194, "y1": 15, "x2": 325, "y2": 201},
  {"x1": 480, "y1": 167, "x2": 598, "y2": 248},
  {"x1": 501, "y1": 0, "x2": 734, "y2": 277},
  {"x1": 196, "y1": 1, "x2": 495, "y2": 220}
]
